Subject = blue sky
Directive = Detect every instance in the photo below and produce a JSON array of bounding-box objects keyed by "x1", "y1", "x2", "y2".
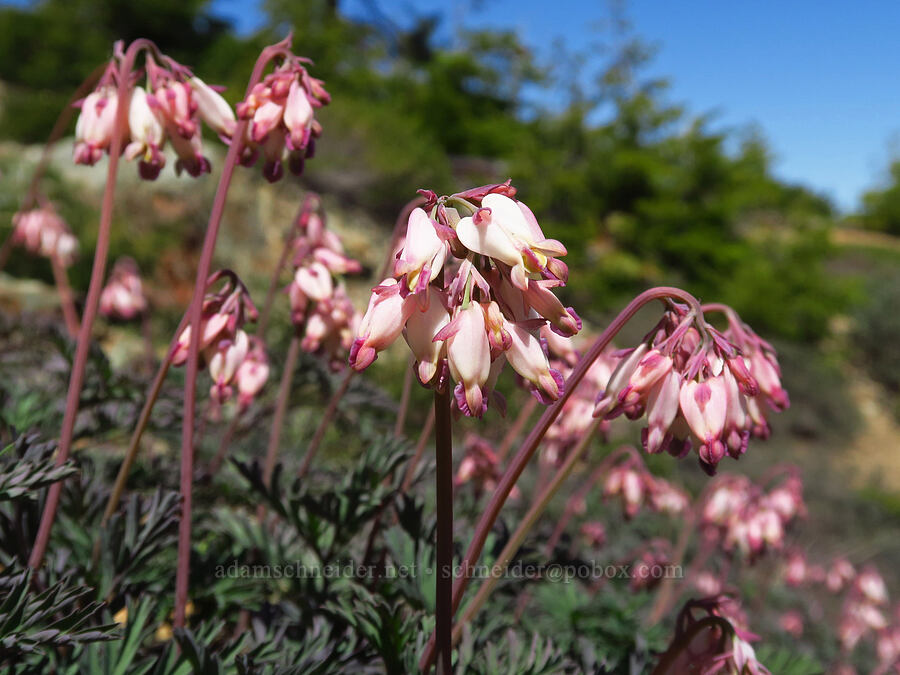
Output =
[{"x1": 178, "y1": 2, "x2": 900, "y2": 210}]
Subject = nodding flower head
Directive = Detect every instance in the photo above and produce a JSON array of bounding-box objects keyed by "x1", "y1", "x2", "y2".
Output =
[
  {"x1": 74, "y1": 84, "x2": 118, "y2": 166},
  {"x1": 234, "y1": 336, "x2": 270, "y2": 410},
  {"x1": 284, "y1": 196, "x2": 362, "y2": 369},
  {"x1": 99, "y1": 257, "x2": 148, "y2": 321},
  {"x1": 170, "y1": 269, "x2": 257, "y2": 367},
  {"x1": 11, "y1": 205, "x2": 78, "y2": 265},
  {"x1": 236, "y1": 51, "x2": 329, "y2": 181},
  {"x1": 74, "y1": 42, "x2": 235, "y2": 179},
  {"x1": 454, "y1": 434, "x2": 517, "y2": 499},
  {"x1": 594, "y1": 301, "x2": 788, "y2": 475},
  {"x1": 170, "y1": 271, "x2": 265, "y2": 409},
  {"x1": 700, "y1": 469, "x2": 804, "y2": 561},
  {"x1": 350, "y1": 181, "x2": 579, "y2": 418},
  {"x1": 602, "y1": 449, "x2": 689, "y2": 519},
  {"x1": 655, "y1": 596, "x2": 771, "y2": 675}
]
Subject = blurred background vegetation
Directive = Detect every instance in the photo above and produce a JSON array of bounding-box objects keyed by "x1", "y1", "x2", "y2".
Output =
[{"x1": 1, "y1": 0, "x2": 900, "y2": 666}]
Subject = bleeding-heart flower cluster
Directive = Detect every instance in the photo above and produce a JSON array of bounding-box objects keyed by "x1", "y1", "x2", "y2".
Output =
[
  {"x1": 594, "y1": 300, "x2": 788, "y2": 475},
  {"x1": 286, "y1": 195, "x2": 362, "y2": 370},
  {"x1": 170, "y1": 270, "x2": 267, "y2": 408},
  {"x1": 350, "y1": 181, "x2": 581, "y2": 418},
  {"x1": 602, "y1": 449, "x2": 689, "y2": 519},
  {"x1": 74, "y1": 42, "x2": 236, "y2": 179},
  {"x1": 700, "y1": 470, "x2": 805, "y2": 560},
  {"x1": 235, "y1": 53, "x2": 329, "y2": 182},
  {"x1": 11, "y1": 206, "x2": 78, "y2": 265},
  {"x1": 454, "y1": 433, "x2": 519, "y2": 499},
  {"x1": 99, "y1": 257, "x2": 148, "y2": 320}
]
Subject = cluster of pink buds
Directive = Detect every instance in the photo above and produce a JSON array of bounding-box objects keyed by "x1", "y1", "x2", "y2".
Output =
[
  {"x1": 235, "y1": 54, "x2": 329, "y2": 182},
  {"x1": 602, "y1": 450, "x2": 689, "y2": 519},
  {"x1": 541, "y1": 329, "x2": 617, "y2": 466},
  {"x1": 594, "y1": 301, "x2": 788, "y2": 474},
  {"x1": 700, "y1": 470, "x2": 804, "y2": 560},
  {"x1": 655, "y1": 596, "x2": 770, "y2": 674},
  {"x1": 99, "y1": 258, "x2": 148, "y2": 320},
  {"x1": 838, "y1": 568, "x2": 891, "y2": 653},
  {"x1": 454, "y1": 433, "x2": 518, "y2": 499},
  {"x1": 170, "y1": 270, "x2": 268, "y2": 408},
  {"x1": 350, "y1": 181, "x2": 580, "y2": 418},
  {"x1": 74, "y1": 42, "x2": 236, "y2": 179},
  {"x1": 11, "y1": 206, "x2": 78, "y2": 265},
  {"x1": 286, "y1": 195, "x2": 362, "y2": 370}
]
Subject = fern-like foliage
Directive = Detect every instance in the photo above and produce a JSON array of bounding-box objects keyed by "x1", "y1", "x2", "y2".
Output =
[
  {"x1": 0, "y1": 567, "x2": 118, "y2": 666},
  {"x1": 0, "y1": 432, "x2": 76, "y2": 502}
]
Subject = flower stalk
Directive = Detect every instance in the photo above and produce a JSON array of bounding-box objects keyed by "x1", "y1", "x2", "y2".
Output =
[
  {"x1": 28, "y1": 38, "x2": 154, "y2": 570},
  {"x1": 433, "y1": 387, "x2": 454, "y2": 675},
  {"x1": 420, "y1": 285, "x2": 703, "y2": 670},
  {"x1": 174, "y1": 37, "x2": 292, "y2": 629}
]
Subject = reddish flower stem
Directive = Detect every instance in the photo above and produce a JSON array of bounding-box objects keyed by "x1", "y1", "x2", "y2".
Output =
[
  {"x1": 394, "y1": 356, "x2": 415, "y2": 437},
  {"x1": 207, "y1": 412, "x2": 241, "y2": 478},
  {"x1": 542, "y1": 446, "x2": 635, "y2": 556},
  {"x1": 451, "y1": 416, "x2": 604, "y2": 647},
  {"x1": 420, "y1": 286, "x2": 704, "y2": 671},
  {"x1": 496, "y1": 396, "x2": 537, "y2": 461},
  {"x1": 28, "y1": 39, "x2": 154, "y2": 570},
  {"x1": 433, "y1": 387, "x2": 453, "y2": 675},
  {"x1": 174, "y1": 39, "x2": 292, "y2": 629},
  {"x1": 259, "y1": 333, "x2": 301, "y2": 513},
  {"x1": 401, "y1": 407, "x2": 435, "y2": 492},
  {"x1": 296, "y1": 368, "x2": 354, "y2": 478},
  {"x1": 50, "y1": 254, "x2": 80, "y2": 337}
]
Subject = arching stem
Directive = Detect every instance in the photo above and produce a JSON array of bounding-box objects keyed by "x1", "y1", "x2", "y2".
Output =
[
  {"x1": 258, "y1": 333, "x2": 301, "y2": 518},
  {"x1": 174, "y1": 38, "x2": 292, "y2": 629},
  {"x1": 50, "y1": 254, "x2": 80, "y2": 338},
  {"x1": 451, "y1": 416, "x2": 604, "y2": 646},
  {"x1": 401, "y1": 408, "x2": 435, "y2": 492},
  {"x1": 28, "y1": 39, "x2": 156, "y2": 570},
  {"x1": 296, "y1": 368, "x2": 354, "y2": 478},
  {"x1": 420, "y1": 286, "x2": 704, "y2": 670}
]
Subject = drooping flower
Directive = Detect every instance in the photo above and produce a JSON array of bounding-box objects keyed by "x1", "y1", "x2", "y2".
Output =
[
  {"x1": 654, "y1": 596, "x2": 771, "y2": 675},
  {"x1": 72, "y1": 44, "x2": 237, "y2": 179},
  {"x1": 10, "y1": 205, "x2": 78, "y2": 265},
  {"x1": 594, "y1": 301, "x2": 788, "y2": 474},
  {"x1": 234, "y1": 336, "x2": 270, "y2": 410},
  {"x1": 74, "y1": 85, "x2": 119, "y2": 166},
  {"x1": 284, "y1": 196, "x2": 362, "y2": 369},
  {"x1": 350, "y1": 181, "x2": 579, "y2": 418},
  {"x1": 168, "y1": 270, "x2": 266, "y2": 410},
  {"x1": 236, "y1": 53, "x2": 329, "y2": 181},
  {"x1": 99, "y1": 257, "x2": 148, "y2": 320}
]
